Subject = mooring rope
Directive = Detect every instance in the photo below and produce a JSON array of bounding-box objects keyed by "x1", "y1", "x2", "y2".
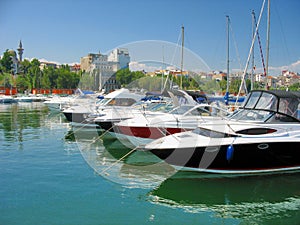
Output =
[{"x1": 100, "y1": 146, "x2": 140, "y2": 176}]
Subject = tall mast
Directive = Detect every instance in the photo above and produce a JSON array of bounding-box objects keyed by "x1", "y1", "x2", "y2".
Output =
[
  {"x1": 236, "y1": 0, "x2": 266, "y2": 103},
  {"x1": 251, "y1": 11, "x2": 255, "y2": 91},
  {"x1": 223, "y1": 16, "x2": 230, "y2": 105},
  {"x1": 161, "y1": 45, "x2": 164, "y2": 92},
  {"x1": 265, "y1": 0, "x2": 270, "y2": 89},
  {"x1": 226, "y1": 15, "x2": 230, "y2": 94},
  {"x1": 180, "y1": 25, "x2": 184, "y2": 89}
]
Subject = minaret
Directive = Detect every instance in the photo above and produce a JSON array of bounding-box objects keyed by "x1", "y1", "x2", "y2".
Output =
[{"x1": 17, "y1": 40, "x2": 24, "y2": 62}]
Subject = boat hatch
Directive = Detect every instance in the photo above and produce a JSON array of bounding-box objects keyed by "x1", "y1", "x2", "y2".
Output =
[{"x1": 236, "y1": 128, "x2": 277, "y2": 135}]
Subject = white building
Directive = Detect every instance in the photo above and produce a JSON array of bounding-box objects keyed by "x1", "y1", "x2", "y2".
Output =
[
  {"x1": 107, "y1": 48, "x2": 130, "y2": 69},
  {"x1": 255, "y1": 73, "x2": 265, "y2": 82},
  {"x1": 80, "y1": 48, "x2": 130, "y2": 92}
]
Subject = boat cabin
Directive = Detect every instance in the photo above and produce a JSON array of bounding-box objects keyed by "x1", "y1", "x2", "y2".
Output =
[{"x1": 229, "y1": 90, "x2": 300, "y2": 123}]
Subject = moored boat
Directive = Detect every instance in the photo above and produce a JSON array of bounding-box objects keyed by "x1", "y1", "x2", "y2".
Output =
[
  {"x1": 43, "y1": 95, "x2": 75, "y2": 112},
  {"x1": 0, "y1": 95, "x2": 17, "y2": 104},
  {"x1": 114, "y1": 103, "x2": 229, "y2": 148},
  {"x1": 15, "y1": 94, "x2": 47, "y2": 102},
  {"x1": 92, "y1": 89, "x2": 200, "y2": 133},
  {"x1": 62, "y1": 88, "x2": 145, "y2": 124},
  {"x1": 143, "y1": 90, "x2": 300, "y2": 175}
]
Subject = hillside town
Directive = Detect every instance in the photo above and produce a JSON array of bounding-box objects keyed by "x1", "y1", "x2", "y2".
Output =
[{"x1": 1, "y1": 41, "x2": 299, "y2": 95}]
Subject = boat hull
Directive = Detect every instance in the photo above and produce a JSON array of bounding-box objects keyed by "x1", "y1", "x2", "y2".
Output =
[
  {"x1": 149, "y1": 142, "x2": 300, "y2": 174},
  {"x1": 63, "y1": 112, "x2": 88, "y2": 123},
  {"x1": 113, "y1": 125, "x2": 191, "y2": 148},
  {"x1": 95, "y1": 121, "x2": 115, "y2": 131},
  {"x1": 0, "y1": 98, "x2": 17, "y2": 104},
  {"x1": 114, "y1": 125, "x2": 187, "y2": 139}
]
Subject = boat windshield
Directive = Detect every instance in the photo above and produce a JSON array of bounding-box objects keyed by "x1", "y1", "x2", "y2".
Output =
[
  {"x1": 278, "y1": 97, "x2": 299, "y2": 119},
  {"x1": 97, "y1": 98, "x2": 110, "y2": 106},
  {"x1": 233, "y1": 90, "x2": 300, "y2": 122},
  {"x1": 168, "y1": 105, "x2": 229, "y2": 117},
  {"x1": 145, "y1": 102, "x2": 174, "y2": 112},
  {"x1": 168, "y1": 105, "x2": 195, "y2": 115},
  {"x1": 99, "y1": 98, "x2": 137, "y2": 106},
  {"x1": 229, "y1": 109, "x2": 273, "y2": 122},
  {"x1": 244, "y1": 92, "x2": 278, "y2": 111}
]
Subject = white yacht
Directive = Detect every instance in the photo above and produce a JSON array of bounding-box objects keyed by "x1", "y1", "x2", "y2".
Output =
[
  {"x1": 113, "y1": 103, "x2": 229, "y2": 148},
  {"x1": 0, "y1": 95, "x2": 17, "y2": 104},
  {"x1": 144, "y1": 90, "x2": 300, "y2": 175},
  {"x1": 63, "y1": 88, "x2": 145, "y2": 123}
]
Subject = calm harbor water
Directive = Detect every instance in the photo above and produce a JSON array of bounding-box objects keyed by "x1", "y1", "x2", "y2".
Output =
[{"x1": 1, "y1": 102, "x2": 300, "y2": 225}]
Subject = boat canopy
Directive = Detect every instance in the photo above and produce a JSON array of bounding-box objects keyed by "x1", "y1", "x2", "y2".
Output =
[{"x1": 241, "y1": 90, "x2": 300, "y2": 120}]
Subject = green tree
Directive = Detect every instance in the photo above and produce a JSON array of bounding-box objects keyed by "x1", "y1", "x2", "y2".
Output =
[
  {"x1": 31, "y1": 58, "x2": 40, "y2": 67},
  {"x1": 133, "y1": 76, "x2": 161, "y2": 91},
  {"x1": 41, "y1": 72, "x2": 51, "y2": 89},
  {"x1": 69, "y1": 72, "x2": 80, "y2": 88},
  {"x1": 0, "y1": 73, "x2": 13, "y2": 88},
  {"x1": 288, "y1": 82, "x2": 300, "y2": 91},
  {"x1": 116, "y1": 68, "x2": 146, "y2": 86},
  {"x1": 43, "y1": 66, "x2": 58, "y2": 88},
  {"x1": 54, "y1": 65, "x2": 80, "y2": 89},
  {"x1": 56, "y1": 70, "x2": 69, "y2": 89},
  {"x1": 16, "y1": 75, "x2": 30, "y2": 93},
  {"x1": 27, "y1": 59, "x2": 41, "y2": 89},
  {"x1": 0, "y1": 50, "x2": 13, "y2": 73},
  {"x1": 78, "y1": 72, "x2": 95, "y2": 90},
  {"x1": 19, "y1": 59, "x2": 31, "y2": 74},
  {"x1": 116, "y1": 68, "x2": 131, "y2": 85},
  {"x1": 219, "y1": 79, "x2": 227, "y2": 92}
]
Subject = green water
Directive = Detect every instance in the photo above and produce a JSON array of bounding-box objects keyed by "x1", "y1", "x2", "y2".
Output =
[{"x1": 1, "y1": 102, "x2": 300, "y2": 225}]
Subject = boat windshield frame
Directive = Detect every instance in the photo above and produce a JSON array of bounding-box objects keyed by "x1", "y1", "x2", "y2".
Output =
[
  {"x1": 144, "y1": 102, "x2": 174, "y2": 112},
  {"x1": 230, "y1": 90, "x2": 300, "y2": 123},
  {"x1": 98, "y1": 97, "x2": 137, "y2": 107}
]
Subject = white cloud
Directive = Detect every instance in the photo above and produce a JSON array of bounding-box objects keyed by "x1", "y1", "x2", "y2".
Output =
[
  {"x1": 129, "y1": 61, "x2": 163, "y2": 72},
  {"x1": 230, "y1": 59, "x2": 300, "y2": 76},
  {"x1": 268, "y1": 60, "x2": 300, "y2": 76},
  {"x1": 25, "y1": 57, "x2": 79, "y2": 66},
  {"x1": 289, "y1": 60, "x2": 300, "y2": 71}
]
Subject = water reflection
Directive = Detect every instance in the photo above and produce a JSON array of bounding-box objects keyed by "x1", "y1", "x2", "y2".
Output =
[
  {"x1": 0, "y1": 102, "x2": 69, "y2": 146},
  {"x1": 66, "y1": 122, "x2": 300, "y2": 224},
  {"x1": 149, "y1": 173, "x2": 300, "y2": 224},
  {"x1": 67, "y1": 127, "x2": 176, "y2": 188}
]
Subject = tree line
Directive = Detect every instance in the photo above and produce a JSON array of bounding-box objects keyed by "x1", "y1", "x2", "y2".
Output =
[
  {"x1": 115, "y1": 68, "x2": 253, "y2": 94},
  {"x1": 1, "y1": 48, "x2": 298, "y2": 94},
  {"x1": 116, "y1": 68, "x2": 300, "y2": 93},
  {"x1": 0, "y1": 50, "x2": 81, "y2": 93}
]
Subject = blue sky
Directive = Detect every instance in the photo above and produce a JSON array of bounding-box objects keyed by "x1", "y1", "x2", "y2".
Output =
[{"x1": 1, "y1": 0, "x2": 300, "y2": 75}]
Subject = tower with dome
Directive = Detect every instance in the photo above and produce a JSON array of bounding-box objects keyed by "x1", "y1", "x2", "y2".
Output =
[{"x1": 17, "y1": 40, "x2": 24, "y2": 62}]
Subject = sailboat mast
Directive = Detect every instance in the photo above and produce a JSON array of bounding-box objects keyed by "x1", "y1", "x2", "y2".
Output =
[
  {"x1": 161, "y1": 45, "x2": 164, "y2": 92},
  {"x1": 251, "y1": 10, "x2": 255, "y2": 91},
  {"x1": 235, "y1": 0, "x2": 266, "y2": 103},
  {"x1": 265, "y1": 0, "x2": 270, "y2": 89},
  {"x1": 180, "y1": 25, "x2": 184, "y2": 89},
  {"x1": 226, "y1": 16, "x2": 230, "y2": 94}
]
